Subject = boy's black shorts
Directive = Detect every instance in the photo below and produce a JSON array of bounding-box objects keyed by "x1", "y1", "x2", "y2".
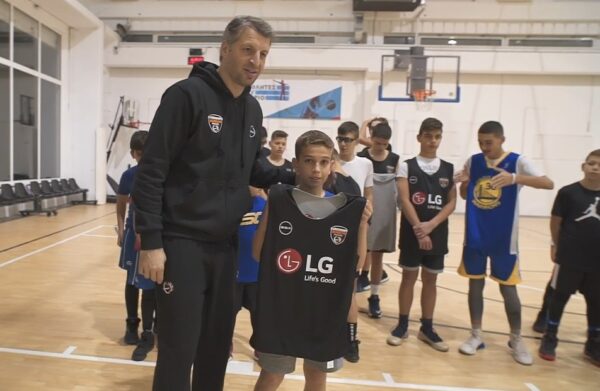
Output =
[
  {"x1": 235, "y1": 281, "x2": 258, "y2": 313},
  {"x1": 552, "y1": 264, "x2": 600, "y2": 296},
  {"x1": 399, "y1": 251, "x2": 445, "y2": 274}
]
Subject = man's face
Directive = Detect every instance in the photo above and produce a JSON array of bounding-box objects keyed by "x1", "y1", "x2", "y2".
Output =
[
  {"x1": 417, "y1": 130, "x2": 442, "y2": 153},
  {"x1": 293, "y1": 145, "x2": 333, "y2": 193},
  {"x1": 269, "y1": 137, "x2": 287, "y2": 157},
  {"x1": 582, "y1": 156, "x2": 600, "y2": 181},
  {"x1": 336, "y1": 134, "x2": 358, "y2": 160},
  {"x1": 220, "y1": 27, "x2": 271, "y2": 90},
  {"x1": 477, "y1": 133, "x2": 504, "y2": 159}
]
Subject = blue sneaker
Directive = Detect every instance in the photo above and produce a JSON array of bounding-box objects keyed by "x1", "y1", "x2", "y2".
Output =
[{"x1": 367, "y1": 294, "x2": 382, "y2": 318}]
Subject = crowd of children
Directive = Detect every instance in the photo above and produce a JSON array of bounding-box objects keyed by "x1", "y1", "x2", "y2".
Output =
[{"x1": 116, "y1": 119, "x2": 599, "y2": 389}]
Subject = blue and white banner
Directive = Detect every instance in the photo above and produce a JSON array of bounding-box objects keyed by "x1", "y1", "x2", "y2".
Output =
[{"x1": 251, "y1": 80, "x2": 342, "y2": 120}]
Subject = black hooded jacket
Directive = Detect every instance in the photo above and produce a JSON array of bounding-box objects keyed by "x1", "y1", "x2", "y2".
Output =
[{"x1": 132, "y1": 62, "x2": 292, "y2": 250}]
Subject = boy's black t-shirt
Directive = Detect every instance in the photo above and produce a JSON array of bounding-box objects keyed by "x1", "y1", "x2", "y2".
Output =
[
  {"x1": 357, "y1": 149, "x2": 399, "y2": 174},
  {"x1": 553, "y1": 182, "x2": 600, "y2": 272},
  {"x1": 251, "y1": 184, "x2": 366, "y2": 362},
  {"x1": 327, "y1": 173, "x2": 361, "y2": 196},
  {"x1": 259, "y1": 155, "x2": 294, "y2": 174},
  {"x1": 399, "y1": 157, "x2": 454, "y2": 255}
]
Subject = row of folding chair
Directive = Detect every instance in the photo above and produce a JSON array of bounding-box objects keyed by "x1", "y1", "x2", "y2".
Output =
[{"x1": 0, "y1": 178, "x2": 93, "y2": 217}]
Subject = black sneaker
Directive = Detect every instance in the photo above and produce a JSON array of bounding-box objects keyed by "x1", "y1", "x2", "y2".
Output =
[
  {"x1": 132, "y1": 331, "x2": 155, "y2": 361},
  {"x1": 367, "y1": 295, "x2": 382, "y2": 318},
  {"x1": 538, "y1": 333, "x2": 558, "y2": 361},
  {"x1": 532, "y1": 311, "x2": 547, "y2": 333},
  {"x1": 584, "y1": 337, "x2": 600, "y2": 367},
  {"x1": 356, "y1": 273, "x2": 370, "y2": 293},
  {"x1": 418, "y1": 327, "x2": 449, "y2": 352},
  {"x1": 344, "y1": 340, "x2": 360, "y2": 363},
  {"x1": 380, "y1": 269, "x2": 389, "y2": 284},
  {"x1": 124, "y1": 318, "x2": 140, "y2": 345},
  {"x1": 386, "y1": 323, "x2": 409, "y2": 346}
]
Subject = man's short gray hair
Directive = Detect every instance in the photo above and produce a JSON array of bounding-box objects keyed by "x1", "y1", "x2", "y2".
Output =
[{"x1": 222, "y1": 16, "x2": 274, "y2": 44}]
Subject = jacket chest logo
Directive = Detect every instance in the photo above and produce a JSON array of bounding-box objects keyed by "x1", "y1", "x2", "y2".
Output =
[
  {"x1": 249, "y1": 125, "x2": 256, "y2": 138},
  {"x1": 207, "y1": 114, "x2": 223, "y2": 134}
]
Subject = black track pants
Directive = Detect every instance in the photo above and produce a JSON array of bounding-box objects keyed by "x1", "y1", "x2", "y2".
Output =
[{"x1": 152, "y1": 237, "x2": 237, "y2": 391}]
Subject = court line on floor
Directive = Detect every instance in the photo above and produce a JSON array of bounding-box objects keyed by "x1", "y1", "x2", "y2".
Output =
[
  {"x1": 0, "y1": 225, "x2": 106, "y2": 269},
  {"x1": 0, "y1": 211, "x2": 115, "y2": 253},
  {"x1": 383, "y1": 260, "x2": 583, "y2": 301},
  {"x1": 0, "y1": 345, "x2": 516, "y2": 391}
]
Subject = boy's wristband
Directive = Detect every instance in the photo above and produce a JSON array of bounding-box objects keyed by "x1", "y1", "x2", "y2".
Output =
[{"x1": 511, "y1": 173, "x2": 516, "y2": 185}]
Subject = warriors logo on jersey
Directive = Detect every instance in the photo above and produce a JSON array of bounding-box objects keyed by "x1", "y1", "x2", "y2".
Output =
[{"x1": 473, "y1": 176, "x2": 502, "y2": 209}]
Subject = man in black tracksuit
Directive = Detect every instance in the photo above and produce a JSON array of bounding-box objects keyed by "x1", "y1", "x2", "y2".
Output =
[{"x1": 132, "y1": 17, "x2": 292, "y2": 391}]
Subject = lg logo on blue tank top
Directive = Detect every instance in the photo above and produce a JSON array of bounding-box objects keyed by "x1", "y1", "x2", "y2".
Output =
[{"x1": 276, "y1": 248, "x2": 337, "y2": 285}]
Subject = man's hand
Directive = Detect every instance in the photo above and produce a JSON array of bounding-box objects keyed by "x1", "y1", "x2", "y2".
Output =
[
  {"x1": 490, "y1": 167, "x2": 515, "y2": 189},
  {"x1": 418, "y1": 235, "x2": 433, "y2": 251},
  {"x1": 413, "y1": 221, "x2": 435, "y2": 239},
  {"x1": 550, "y1": 244, "x2": 557, "y2": 263},
  {"x1": 139, "y1": 248, "x2": 167, "y2": 284}
]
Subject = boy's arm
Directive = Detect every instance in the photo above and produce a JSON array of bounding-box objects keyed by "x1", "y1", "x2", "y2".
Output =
[
  {"x1": 550, "y1": 215, "x2": 562, "y2": 263},
  {"x1": 356, "y1": 200, "x2": 372, "y2": 270},
  {"x1": 397, "y1": 178, "x2": 421, "y2": 227},
  {"x1": 364, "y1": 186, "x2": 373, "y2": 206},
  {"x1": 116, "y1": 195, "x2": 128, "y2": 246},
  {"x1": 491, "y1": 156, "x2": 554, "y2": 190},
  {"x1": 454, "y1": 159, "x2": 470, "y2": 200},
  {"x1": 491, "y1": 167, "x2": 554, "y2": 190},
  {"x1": 252, "y1": 202, "x2": 270, "y2": 261},
  {"x1": 358, "y1": 119, "x2": 373, "y2": 148},
  {"x1": 515, "y1": 174, "x2": 554, "y2": 190}
]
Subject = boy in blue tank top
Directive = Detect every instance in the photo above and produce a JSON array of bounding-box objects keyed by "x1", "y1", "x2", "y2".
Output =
[
  {"x1": 455, "y1": 121, "x2": 554, "y2": 365},
  {"x1": 232, "y1": 186, "x2": 267, "y2": 360},
  {"x1": 116, "y1": 130, "x2": 156, "y2": 361}
]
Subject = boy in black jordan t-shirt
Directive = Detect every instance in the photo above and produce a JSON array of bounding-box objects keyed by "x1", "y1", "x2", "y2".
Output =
[
  {"x1": 252, "y1": 130, "x2": 371, "y2": 391},
  {"x1": 538, "y1": 149, "x2": 600, "y2": 366},
  {"x1": 387, "y1": 118, "x2": 456, "y2": 352}
]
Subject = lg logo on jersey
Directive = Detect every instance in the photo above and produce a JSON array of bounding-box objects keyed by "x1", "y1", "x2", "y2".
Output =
[
  {"x1": 412, "y1": 192, "x2": 442, "y2": 210},
  {"x1": 276, "y1": 248, "x2": 337, "y2": 284}
]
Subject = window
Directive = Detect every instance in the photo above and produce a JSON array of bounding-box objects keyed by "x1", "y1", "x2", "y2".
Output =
[
  {"x1": 14, "y1": 8, "x2": 38, "y2": 70},
  {"x1": 13, "y1": 70, "x2": 38, "y2": 180},
  {"x1": 0, "y1": 3, "x2": 62, "y2": 182},
  {"x1": 0, "y1": 1, "x2": 8, "y2": 59},
  {"x1": 41, "y1": 25, "x2": 60, "y2": 78},
  {"x1": 0, "y1": 64, "x2": 8, "y2": 181},
  {"x1": 41, "y1": 80, "x2": 60, "y2": 178}
]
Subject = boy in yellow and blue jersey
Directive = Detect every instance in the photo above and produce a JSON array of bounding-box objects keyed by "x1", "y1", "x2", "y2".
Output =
[{"x1": 455, "y1": 121, "x2": 553, "y2": 365}]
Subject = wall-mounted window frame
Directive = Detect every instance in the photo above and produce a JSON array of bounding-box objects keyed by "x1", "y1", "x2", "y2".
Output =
[{"x1": 0, "y1": 0, "x2": 64, "y2": 183}]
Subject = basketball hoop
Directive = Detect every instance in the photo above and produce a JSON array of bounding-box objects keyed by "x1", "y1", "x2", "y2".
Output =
[{"x1": 412, "y1": 89, "x2": 436, "y2": 111}]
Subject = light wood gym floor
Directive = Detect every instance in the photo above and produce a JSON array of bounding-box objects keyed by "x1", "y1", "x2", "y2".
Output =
[{"x1": 0, "y1": 204, "x2": 598, "y2": 390}]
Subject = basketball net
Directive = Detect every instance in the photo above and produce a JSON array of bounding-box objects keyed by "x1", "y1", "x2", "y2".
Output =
[{"x1": 413, "y1": 89, "x2": 436, "y2": 111}]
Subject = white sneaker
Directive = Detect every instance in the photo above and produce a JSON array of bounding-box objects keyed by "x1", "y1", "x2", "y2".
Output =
[
  {"x1": 459, "y1": 332, "x2": 485, "y2": 355},
  {"x1": 509, "y1": 334, "x2": 533, "y2": 366}
]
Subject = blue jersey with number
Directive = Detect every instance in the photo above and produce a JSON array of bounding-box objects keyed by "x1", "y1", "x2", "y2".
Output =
[
  {"x1": 465, "y1": 152, "x2": 520, "y2": 254},
  {"x1": 237, "y1": 196, "x2": 267, "y2": 283}
]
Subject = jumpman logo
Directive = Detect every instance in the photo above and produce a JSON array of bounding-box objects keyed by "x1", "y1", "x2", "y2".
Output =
[{"x1": 575, "y1": 197, "x2": 600, "y2": 222}]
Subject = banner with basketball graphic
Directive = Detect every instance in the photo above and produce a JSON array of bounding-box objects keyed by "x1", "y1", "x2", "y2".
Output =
[{"x1": 250, "y1": 80, "x2": 342, "y2": 120}]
